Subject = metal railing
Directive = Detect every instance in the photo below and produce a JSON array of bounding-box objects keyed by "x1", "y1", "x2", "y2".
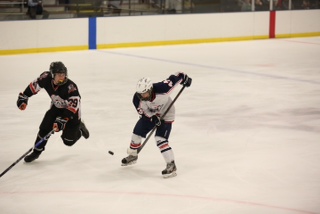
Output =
[
  {"x1": 0, "y1": 0, "x2": 319, "y2": 21},
  {"x1": 0, "y1": 0, "x2": 26, "y2": 12}
]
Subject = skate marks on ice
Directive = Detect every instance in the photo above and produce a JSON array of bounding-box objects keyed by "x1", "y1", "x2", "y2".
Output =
[{"x1": 0, "y1": 37, "x2": 320, "y2": 214}]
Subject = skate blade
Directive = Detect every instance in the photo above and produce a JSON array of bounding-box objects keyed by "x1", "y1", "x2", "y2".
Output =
[
  {"x1": 121, "y1": 160, "x2": 137, "y2": 166},
  {"x1": 163, "y1": 171, "x2": 177, "y2": 179}
]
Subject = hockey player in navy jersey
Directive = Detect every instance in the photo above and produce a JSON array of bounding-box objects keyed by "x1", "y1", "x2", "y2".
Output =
[
  {"x1": 16, "y1": 61, "x2": 89, "y2": 163},
  {"x1": 122, "y1": 72, "x2": 192, "y2": 178}
]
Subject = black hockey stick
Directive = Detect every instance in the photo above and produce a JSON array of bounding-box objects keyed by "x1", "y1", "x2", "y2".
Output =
[
  {"x1": 0, "y1": 130, "x2": 54, "y2": 178},
  {"x1": 137, "y1": 85, "x2": 186, "y2": 154}
]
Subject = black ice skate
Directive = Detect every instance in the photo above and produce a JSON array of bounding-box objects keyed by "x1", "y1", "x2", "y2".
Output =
[
  {"x1": 121, "y1": 155, "x2": 138, "y2": 166},
  {"x1": 162, "y1": 161, "x2": 177, "y2": 178},
  {"x1": 79, "y1": 121, "x2": 90, "y2": 139},
  {"x1": 24, "y1": 149, "x2": 42, "y2": 163}
]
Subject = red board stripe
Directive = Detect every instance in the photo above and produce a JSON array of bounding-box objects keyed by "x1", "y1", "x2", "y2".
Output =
[{"x1": 269, "y1": 11, "x2": 276, "y2": 38}]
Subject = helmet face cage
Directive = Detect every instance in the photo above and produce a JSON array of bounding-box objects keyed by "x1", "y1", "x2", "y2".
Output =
[
  {"x1": 136, "y1": 88, "x2": 153, "y2": 101},
  {"x1": 50, "y1": 61, "x2": 68, "y2": 85},
  {"x1": 136, "y1": 77, "x2": 153, "y2": 101}
]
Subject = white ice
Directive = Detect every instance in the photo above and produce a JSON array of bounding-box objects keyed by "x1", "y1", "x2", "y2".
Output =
[{"x1": 0, "y1": 37, "x2": 320, "y2": 214}]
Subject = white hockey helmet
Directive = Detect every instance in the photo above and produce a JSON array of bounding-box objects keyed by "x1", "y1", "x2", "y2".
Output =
[{"x1": 136, "y1": 77, "x2": 153, "y2": 101}]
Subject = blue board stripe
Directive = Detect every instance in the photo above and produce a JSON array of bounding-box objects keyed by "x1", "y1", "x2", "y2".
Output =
[{"x1": 89, "y1": 17, "x2": 97, "y2": 50}]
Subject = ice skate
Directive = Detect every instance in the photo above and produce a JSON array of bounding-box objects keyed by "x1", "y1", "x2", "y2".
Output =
[
  {"x1": 24, "y1": 149, "x2": 42, "y2": 163},
  {"x1": 79, "y1": 121, "x2": 89, "y2": 139},
  {"x1": 162, "y1": 161, "x2": 177, "y2": 178},
  {"x1": 121, "y1": 155, "x2": 138, "y2": 166}
]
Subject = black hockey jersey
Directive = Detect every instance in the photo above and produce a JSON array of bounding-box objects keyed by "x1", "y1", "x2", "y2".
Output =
[{"x1": 23, "y1": 71, "x2": 81, "y2": 120}]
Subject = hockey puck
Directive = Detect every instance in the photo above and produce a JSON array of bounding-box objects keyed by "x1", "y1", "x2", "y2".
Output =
[{"x1": 108, "y1": 151, "x2": 114, "y2": 155}]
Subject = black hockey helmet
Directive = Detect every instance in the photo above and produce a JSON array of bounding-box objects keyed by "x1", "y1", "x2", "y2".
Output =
[{"x1": 50, "y1": 61, "x2": 68, "y2": 85}]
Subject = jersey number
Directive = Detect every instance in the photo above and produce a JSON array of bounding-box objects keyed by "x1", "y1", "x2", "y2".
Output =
[{"x1": 69, "y1": 98, "x2": 78, "y2": 108}]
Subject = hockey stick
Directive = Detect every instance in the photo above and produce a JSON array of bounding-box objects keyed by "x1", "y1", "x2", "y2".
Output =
[
  {"x1": 0, "y1": 130, "x2": 54, "y2": 178},
  {"x1": 137, "y1": 85, "x2": 186, "y2": 154}
]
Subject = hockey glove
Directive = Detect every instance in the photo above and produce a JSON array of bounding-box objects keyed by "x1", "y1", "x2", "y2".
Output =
[
  {"x1": 17, "y1": 92, "x2": 28, "y2": 110},
  {"x1": 181, "y1": 74, "x2": 192, "y2": 87},
  {"x1": 151, "y1": 115, "x2": 161, "y2": 127},
  {"x1": 53, "y1": 117, "x2": 68, "y2": 132}
]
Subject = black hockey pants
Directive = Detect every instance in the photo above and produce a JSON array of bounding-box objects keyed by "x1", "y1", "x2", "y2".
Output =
[{"x1": 35, "y1": 107, "x2": 82, "y2": 150}]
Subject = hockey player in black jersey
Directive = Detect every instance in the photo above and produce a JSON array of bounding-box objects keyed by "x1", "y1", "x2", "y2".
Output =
[
  {"x1": 122, "y1": 72, "x2": 192, "y2": 178},
  {"x1": 16, "y1": 61, "x2": 89, "y2": 163}
]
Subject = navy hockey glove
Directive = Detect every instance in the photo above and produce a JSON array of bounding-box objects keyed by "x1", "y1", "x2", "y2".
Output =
[
  {"x1": 53, "y1": 117, "x2": 68, "y2": 132},
  {"x1": 181, "y1": 74, "x2": 192, "y2": 87},
  {"x1": 151, "y1": 115, "x2": 161, "y2": 127},
  {"x1": 17, "y1": 92, "x2": 28, "y2": 110}
]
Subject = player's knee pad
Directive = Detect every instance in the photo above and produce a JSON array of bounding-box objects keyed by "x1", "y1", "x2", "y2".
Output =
[
  {"x1": 155, "y1": 136, "x2": 167, "y2": 144},
  {"x1": 130, "y1": 133, "x2": 142, "y2": 149},
  {"x1": 155, "y1": 136, "x2": 171, "y2": 153},
  {"x1": 131, "y1": 133, "x2": 142, "y2": 145},
  {"x1": 128, "y1": 134, "x2": 142, "y2": 155},
  {"x1": 38, "y1": 130, "x2": 51, "y2": 140},
  {"x1": 62, "y1": 136, "x2": 76, "y2": 146}
]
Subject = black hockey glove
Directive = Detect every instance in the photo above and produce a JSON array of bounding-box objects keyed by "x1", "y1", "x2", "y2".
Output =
[
  {"x1": 151, "y1": 115, "x2": 161, "y2": 127},
  {"x1": 53, "y1": 117, "x2": 69, "y2": 132},
  {"x1": 17, "y1": 92, "x2": 28, "y2": 110},
  {"x1": 181, "y1": 74, "x2": 192, "y2": 87}
]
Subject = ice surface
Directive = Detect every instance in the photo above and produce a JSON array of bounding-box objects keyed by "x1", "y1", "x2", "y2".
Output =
[{"x1": 1, "y1": 37, "x2": 320, "y2": 214}]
